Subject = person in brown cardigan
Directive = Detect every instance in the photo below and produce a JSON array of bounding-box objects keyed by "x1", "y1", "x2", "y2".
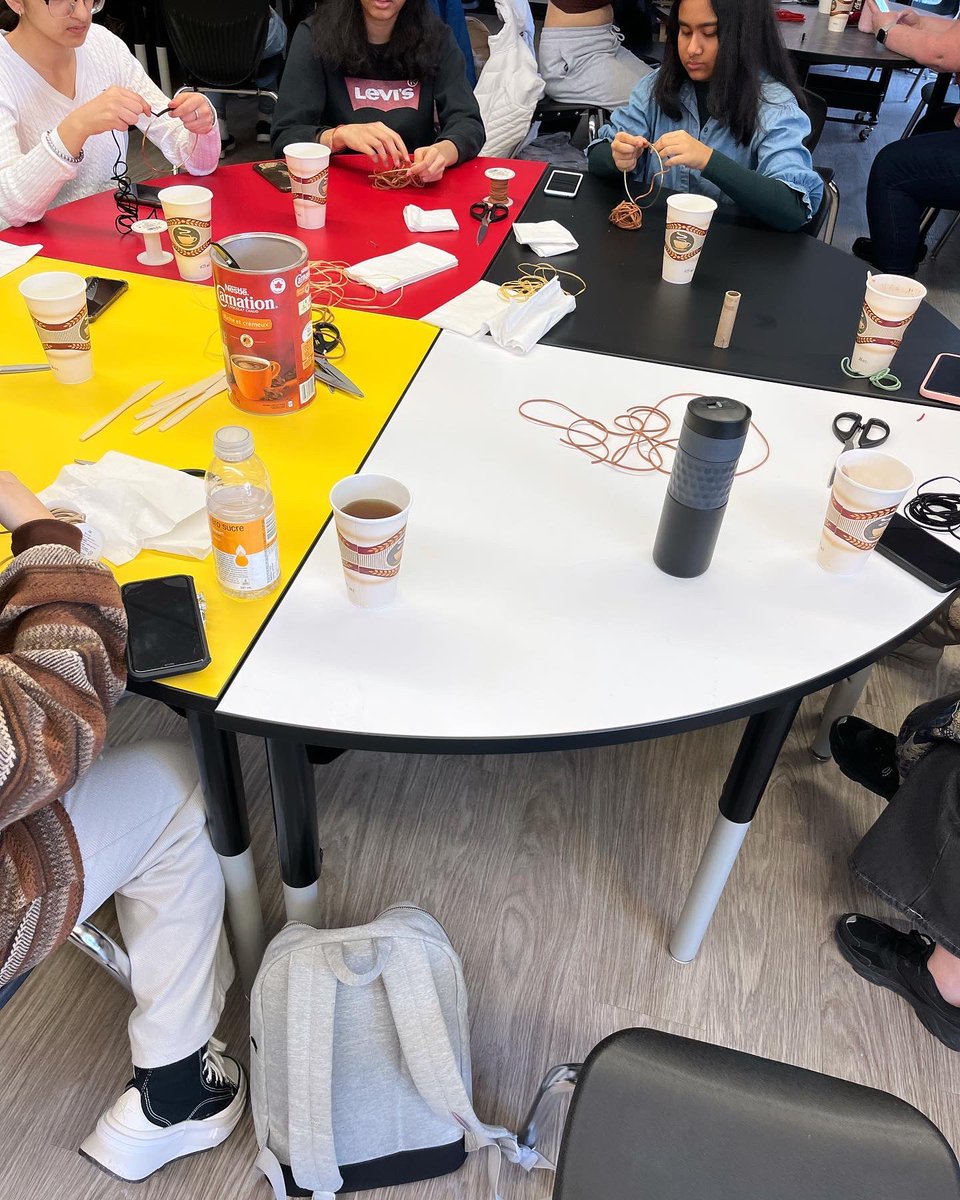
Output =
[{"x1": 0, "y1": 471, "x2": 245, "y2": 1181}]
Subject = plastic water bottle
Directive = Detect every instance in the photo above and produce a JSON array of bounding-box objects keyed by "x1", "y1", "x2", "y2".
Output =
[{"x1": 206, "y1": 425, "x2": 281, "y2": 600}]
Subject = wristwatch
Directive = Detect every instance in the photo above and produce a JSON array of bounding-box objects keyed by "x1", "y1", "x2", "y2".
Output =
[{"x1": 876, "y1": 19, "x2": 899, "y2": 45}]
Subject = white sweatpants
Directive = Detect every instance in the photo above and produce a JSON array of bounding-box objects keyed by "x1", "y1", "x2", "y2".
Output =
[
  {"x1": 64, "y1": 739, "x2": 235, "y2": 1069},
  {"x1": 538, "y1": 24, "x2": 652, "y2": 110}
]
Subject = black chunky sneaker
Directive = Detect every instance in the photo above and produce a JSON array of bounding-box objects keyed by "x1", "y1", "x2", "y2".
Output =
[
  {"x1": 829, "y1": 715, "x2": 900, "y2": 800},
  {"x1": 852, "y1": 236, "x2": 927, "y2": 273},
  {"x1": 79, "y1": 1038, "x2": 247, "y2": 1181},
  {"x1": 835, "y1": 914, "x2": 960, "y2": 1051}
]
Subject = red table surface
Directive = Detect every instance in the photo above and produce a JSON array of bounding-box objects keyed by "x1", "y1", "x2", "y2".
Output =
[{"x1": 2, "y1": 156, "x2": 545, "y2": 320}]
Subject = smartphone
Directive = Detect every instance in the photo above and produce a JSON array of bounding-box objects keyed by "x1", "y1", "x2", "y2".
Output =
[
  {"x1": 920, "y1": 353, "x2": 960, "y2": 406},
  {"x1": 121, "y1": 575, "x2": 211, "y2": 681},
  {"x1": 876, "y1": 513, "x2": 960, "y2": 592},
  {"x1": 127, "y1": 182, "x2": 163, "y2": 208},
  {"x1": 544, "y1": 170, "x2": 584, "y2": 199},
  {"x1": 253, "y1": 160, "x2": 292, "y2": 193},
  {"x1": 85, "y1": 276, "x2": 128, "y2": 323}
]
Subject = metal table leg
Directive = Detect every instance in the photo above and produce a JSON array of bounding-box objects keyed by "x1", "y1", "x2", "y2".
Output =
[
  {"x1": 669, "y1": 698, "x2": 802, "y2": 963},
  {"x1": 266, "y1": 739, "x2": 323, "y2": 926},
  {"x1": 187, "y1": 711, "x2": 266, "y2": 992}
]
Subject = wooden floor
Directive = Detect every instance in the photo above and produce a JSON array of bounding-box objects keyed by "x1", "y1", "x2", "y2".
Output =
[{"x1": 4, "y1": 66, "x2": 958, "y2": 1200}]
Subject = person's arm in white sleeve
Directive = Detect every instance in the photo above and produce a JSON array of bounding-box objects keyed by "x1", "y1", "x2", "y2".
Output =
[
  {"x1": 116, "y1": 40, "x2": 220, "y2": 176},
  {"x1": 0, "y1": 101, "x2": 78, "y2": 227}
]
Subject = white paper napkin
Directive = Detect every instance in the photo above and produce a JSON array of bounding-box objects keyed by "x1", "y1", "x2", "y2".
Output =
[
  {"x1": 422, "y1": 281, "x2": 507, "y2": 337},
  {"x1": 346, "y1": 243, "x2": 458, "y2": 293},
  {"x1": 403, "y1": 205, "x2": 460, "y2": 233},
  {"x1": 486, "y1": 276, "x2": 576, "y2": 355},
  {"x1": 39, "y1": 451, "x2": 210, "y2": 566},
  {"x1": 0, "y1": 240, "x2": 42, "y2": 279},
  {"x1": 512, "y1": 221, "x2": 578, "y2": 257}
]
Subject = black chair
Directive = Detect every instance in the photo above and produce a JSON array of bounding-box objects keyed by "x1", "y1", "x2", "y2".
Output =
[
  {"x1": 158, "y1": 0, "x2": 279, "y2": 109},
  {"x1": 521, "y1": 1028, "x2": 960, "y2": 1200},
  {"x1": 801, "y1": 89, "x2": 841, "y2": 244}
]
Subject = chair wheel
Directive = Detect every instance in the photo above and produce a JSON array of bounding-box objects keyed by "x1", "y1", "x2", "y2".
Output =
[
  {"x1": 859, "y1": 128, "x2": 872, "y2": 140},
  {"x1": 854, "y1": 111, "x2": 865, "y2": 121}
]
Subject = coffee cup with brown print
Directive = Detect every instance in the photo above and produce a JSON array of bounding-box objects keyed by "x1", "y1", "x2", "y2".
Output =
[
  {"x1": 329, "y1": 473, "x2": 411, "y2": 609},
  {"x1": 662, "y1": 193, "x2": 718, "y2": 285},
  {"x1": 158, "y1": 185, "x2": 214, "y2": 281}
]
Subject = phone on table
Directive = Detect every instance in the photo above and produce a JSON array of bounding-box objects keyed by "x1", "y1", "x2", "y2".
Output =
[
  {"x1": 253, "y1": 160, "x2": 292, "y2": 193},
  {"x1": 121, "y1": 575, "x2": 211, "y2": 682},
  {"x1": 544, "y1": 170, "x2": 584, "y2": 199},
  {"x1": 920, "y1": 353, "x2": 960, "y2": 406},
  {"x1": 876, "y1": 513, "x2": 960, "y2": 592},
  {"x1": 125, "y1": 182, "x2": 164, "y2": 208},
  {"x1": 85, "y1": 276, "x2": 128, "y2": 323}
]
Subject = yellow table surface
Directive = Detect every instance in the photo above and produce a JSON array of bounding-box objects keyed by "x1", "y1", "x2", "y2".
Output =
[{"x1": 1, "y1": 255, "x2": 436, "y2": 701}]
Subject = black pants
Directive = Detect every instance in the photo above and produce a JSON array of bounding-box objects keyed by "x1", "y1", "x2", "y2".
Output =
[
  {"x1": 851, "y1": 744, "x2": 960, "y2": 957},
  {"x1": 866, "y1": 106, "x2": 960, "y2": 273}
]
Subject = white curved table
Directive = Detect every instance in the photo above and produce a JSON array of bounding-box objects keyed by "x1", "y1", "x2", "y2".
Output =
[{"x1": 218, "y1": 334, "x2": 959, "y2": 958}]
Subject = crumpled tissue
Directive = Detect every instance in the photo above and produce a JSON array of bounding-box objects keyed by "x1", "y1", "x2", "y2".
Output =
[
  {"x1": 0, "y1": 240, "x2": 42, "y2": 279},
  {"x1": 423, "y1": 281, "x2": 506, "y2": 337},
  {"x1": 512, "y1": 221, "x2": 578, "y2": 257},
  {"x1": 487, "y1": 276, "x2": 576, "y2": 355},
  {"x1": 403, "y1": 205, "x2": 460, "y2": 233},
  {"x1": 39, "y1": 452, "x2": 210, "y2": 566},
  {"x1": 346, "y1": 243, "x2": 458, "y2": 293}
]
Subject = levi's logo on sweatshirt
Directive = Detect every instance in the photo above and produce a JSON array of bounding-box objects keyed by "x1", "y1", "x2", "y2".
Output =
[{"x1": 345, "y1": 78, "x2": 421, "y2": 112}]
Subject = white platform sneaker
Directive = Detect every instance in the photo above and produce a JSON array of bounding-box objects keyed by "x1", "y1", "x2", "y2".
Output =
[{"x1": 79, "y1": 1038, "x2": 247, "y2": 1181}]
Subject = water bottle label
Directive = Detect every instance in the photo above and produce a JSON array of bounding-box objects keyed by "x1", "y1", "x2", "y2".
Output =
[{"x1": 210, "y1": 510, "x2": 280, "y2": 593}]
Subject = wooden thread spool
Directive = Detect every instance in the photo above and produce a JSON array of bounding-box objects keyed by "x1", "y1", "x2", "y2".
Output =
[
  {"x1": 485, "y1": 167, "x2": 515, "y2": 208},
  {"x1": 713, "y1": 290, "x2": 742, "y2": 350}
]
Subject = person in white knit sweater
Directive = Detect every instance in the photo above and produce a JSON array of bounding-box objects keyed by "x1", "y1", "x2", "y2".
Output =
[{"x1": 0, "y1": 0, "x2": 220, "y2": 229}]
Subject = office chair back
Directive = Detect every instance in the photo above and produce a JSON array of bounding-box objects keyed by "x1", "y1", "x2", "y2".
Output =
[
  {"x1": 159, "y1": 0, "x2": 273, "y2": 90},
  {"x1": 802, "y1": 88, "x2": 828, "y2": 152},
  {"x1": 554, "y1": 1028, "x2": 960, "y2": 1199}
]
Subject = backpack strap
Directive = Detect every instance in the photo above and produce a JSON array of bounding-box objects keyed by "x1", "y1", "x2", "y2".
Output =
[
  {"x1": 284, "y1": 946, "x2": 342, "y2": 1200},
  {"x1": 380, "y1": 939, "x2": 552, "y2": 1199}
]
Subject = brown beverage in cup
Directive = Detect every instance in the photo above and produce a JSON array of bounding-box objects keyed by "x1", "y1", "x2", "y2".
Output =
[
  {"x1": 231, "y1": 354, "x2": 281, "y2": 402},
  {"x1": 341, "y1": 499, "x2": 403, "y2": 519}
]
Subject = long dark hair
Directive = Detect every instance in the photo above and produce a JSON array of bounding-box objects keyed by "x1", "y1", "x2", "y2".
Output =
[
  {"x1": 312, "y1": 0, "x2": 445, "y2": 79},
  {"x1": 653, "y1": 0, "x2": 805, "y2": 146}
]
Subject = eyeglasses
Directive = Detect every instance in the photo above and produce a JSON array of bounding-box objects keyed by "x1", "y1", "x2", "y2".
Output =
[{"x1": 44, "y1": 0, "x2": 106, "y2": 15}]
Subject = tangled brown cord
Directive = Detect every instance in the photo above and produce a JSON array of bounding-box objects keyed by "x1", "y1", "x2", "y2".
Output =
[
  {"x1": 308, "y1": 260, "x2": 405, "y2": 312},
  {"x1": 518, "y1": 393, "x2": 770, "y2": 476},
  {"x1": 497, "y1": 262, "x2": 588, "y2": 303},
  {"x1": 608, "y1": 145, "x2": 668, "y2": 231},
  {"x1": 369, "y1": 166, "x2": 425, "y2": 189}
]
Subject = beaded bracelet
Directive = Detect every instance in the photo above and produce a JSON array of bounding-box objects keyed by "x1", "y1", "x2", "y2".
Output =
[{"x1": 43, "y1": 129, "x2": 83, "y2": 166}]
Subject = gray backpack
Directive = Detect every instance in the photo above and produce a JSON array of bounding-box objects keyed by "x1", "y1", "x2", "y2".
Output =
[{"x1": 250, "y1": 904, "x2": 551, "y2": 1199}]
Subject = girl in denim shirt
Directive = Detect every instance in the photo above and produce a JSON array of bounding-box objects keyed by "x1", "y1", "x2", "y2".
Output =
[{"x1": 588, "y1": 0, "x2": 823, "y2": 231}]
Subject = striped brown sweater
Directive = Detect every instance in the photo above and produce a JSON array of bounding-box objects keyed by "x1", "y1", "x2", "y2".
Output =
[{"x1": 0, "y1": 520, "x2": 126, "y2": 986}]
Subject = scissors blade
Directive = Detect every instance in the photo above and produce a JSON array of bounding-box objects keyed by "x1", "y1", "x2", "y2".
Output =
[
  {"x1": 315, "y1": 359, "x2": 365, "y2": 398},
  {"x1": 476, "y1": 215, "x2": 490, "y2": 245},
  {"x1": 0, "y1": 364, "x2": 52, "y2": 374}
]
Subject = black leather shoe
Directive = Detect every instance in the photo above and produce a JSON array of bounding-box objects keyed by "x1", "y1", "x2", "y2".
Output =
[
  {"x1": 835, "y1": 914, "x2": 960, "y2": 1051},
  {"x1": 851, "y1": 236, "x2": 927, "y2": 272},
  {"x1": 829, "y1": 715, "x2": 899, "y2": 800}
]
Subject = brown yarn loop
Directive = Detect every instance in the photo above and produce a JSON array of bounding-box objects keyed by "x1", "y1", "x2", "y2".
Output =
[
  {"x1": 518, "y1": 393, "x2": 770, "y2": 477},
  {"x1": 308, "y1": 260, "x2": 405, "y2": 312},
  {"x1": 370, "y1": 166, "x2": 425, "y2": 189},
  {"x1": 608, "y1": 144, "x2": 668, "y2": 231},
  {"x1": 497, "y1": 262, "x2": 588, "y2": 303}
]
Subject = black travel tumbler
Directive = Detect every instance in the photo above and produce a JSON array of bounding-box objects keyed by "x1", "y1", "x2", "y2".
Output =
[{"x1": 652, "y1": 396, "x2": 752, "y2": 578}]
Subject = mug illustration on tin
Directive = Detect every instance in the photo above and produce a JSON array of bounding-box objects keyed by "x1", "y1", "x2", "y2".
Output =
[{"x1": 231, "y1": 354, "x2": 281, "y2": 402}]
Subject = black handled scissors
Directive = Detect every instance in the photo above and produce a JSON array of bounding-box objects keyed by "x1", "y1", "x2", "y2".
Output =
[
  {"x1": 470, "y1": 201, "x2": 509, "y2": 245},
  {"x1": 832, "y1": 411, "x2": 891, "y2": 453},
  {"x1": 313, "y1": 321, "x2": 364, "y2": 399}
]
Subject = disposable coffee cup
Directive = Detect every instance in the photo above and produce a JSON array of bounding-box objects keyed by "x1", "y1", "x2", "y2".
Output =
[
  {"x1": 818, "y1": 448, "x2": 913, "y2": 576},
  {"x1": 18, "y1": 270, "x2": 92, "y2": 384},
  {"x1": 283, "y1": 142, "x2": 331, "y2": 230},
  {"x1": 828, "y1": 0, "x2": 853, "y2": 31},
  {"x1": 158, "y1": 184, "x2": 213, "y2": 281},
  {"x1": 330, "y1": 474, "x2": 411, "y2": 609},
  {"x1": 662, "y1": 193, "x2": 718, "y2": 285},
  {"x1": 819, "y1": 0, "x2": 832, "y2": 12},
  {"x1": 849, "y1": 273, "x2": 927, "y2": 376}
]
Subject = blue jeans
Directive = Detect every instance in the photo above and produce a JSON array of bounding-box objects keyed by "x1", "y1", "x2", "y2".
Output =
[{"x1": 866, "y1": 106, "x2": 960, "y2": 272}]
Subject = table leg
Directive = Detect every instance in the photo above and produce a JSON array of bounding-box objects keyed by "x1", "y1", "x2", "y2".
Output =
[
  {"x1": 810, "y1": 664, "x2": 874, "y2": 761},
  {"x1": 669, "y1": 698, "x2": 802, "y2": 963},
  {"x1": 265, "y1": 739, "x2": 323, "y2": 927},
  {"x1": 187, "y1": 712, "x2": 266, "y2": 993}
]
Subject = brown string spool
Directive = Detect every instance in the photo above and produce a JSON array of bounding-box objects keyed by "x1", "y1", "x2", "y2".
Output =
[
  {"x1": 370, "y1": 167, "x2": 424, "y2": 190},
  {"x1": 518, "y1": 393, "x2": 770, "y2": 477},
  {"x1": 608, "y1": 144, "x2": 668, "y2": 231},
  {"x1": 484, "y1": 167, "x2": 515, "y2": 207}
]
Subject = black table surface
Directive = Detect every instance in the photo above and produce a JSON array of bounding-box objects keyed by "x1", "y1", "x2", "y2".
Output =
[
  {"x1": 486, "y1": 171, "x2": 960, "y2": 404},
  {"x1": 777, "y1": 4, "x2": 912, "y2": 67}
]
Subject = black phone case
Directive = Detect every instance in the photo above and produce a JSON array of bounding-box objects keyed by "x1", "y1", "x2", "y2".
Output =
[
  {"x1": 876, "y1": 521, "x2": 960, "y2": 593},
  {"x1": 121, "y1": 576, "x2": 212, "y2": 682},
  {"x1": 253, "y1": 160, "x2": 292, "y2": 193}
]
